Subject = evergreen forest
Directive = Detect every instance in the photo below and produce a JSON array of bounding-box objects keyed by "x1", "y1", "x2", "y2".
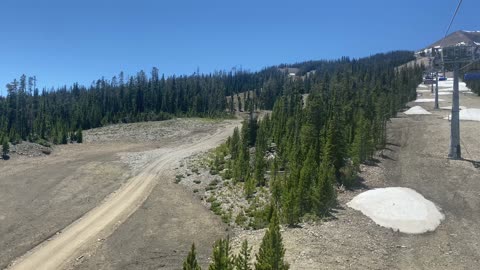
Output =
[{"x1": 209, "y1": 51, "x2": 423, "y2": 226}]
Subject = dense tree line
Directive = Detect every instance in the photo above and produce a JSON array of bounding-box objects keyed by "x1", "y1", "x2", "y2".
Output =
[
  {"x1": 212, "y1": 51, "x2": 423, "y2": 226},
  {"x1": 0, "y1": 50, "x2": 414, "y2": 147},
  {"x1": 0, "y1": 68, "x2": 287, "y2": 145}
]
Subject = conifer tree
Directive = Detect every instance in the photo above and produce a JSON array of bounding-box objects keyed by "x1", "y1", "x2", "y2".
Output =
[
  {"x1": 237, "y1": 95, "x2": 243, "y2": 112},
  {"x1": 233, "y1": 141, "x2": 249, "y2": 183},
  {"x1": 230, "y1": 127, "x2": 240, "y2": 159},
  {"x1": 184, "y1": 243, "x2": 202, "y2": 270},
  {"x1": 297, "y1": 148, "x2": 317, "y2": 215},
  {"x1": 2, "y1": 141, "x2": 9, "y2": 159},
  {"x1": 209, "y1": 237, "x2": 234, "y2": 270},
  {"x1": 282, "y1": 187, "x2": 299, "y2": 227},
  {"x1": 350, "y1": 116, "x2": 366, "y2": 169},
  {"x1": 313, "y1": 161, "x2": 336, "y2": 216},
  {"x1": 323, "y1": 115, "x2": 346, "y2": 181},
  {"x1": 269, "y1": 160, "x2": 282, "y2": 206},
  {"x1": 255, "y1": 210, "x2": 289, "y2": 270},
  {"x1": 244, "y1": 176, "x2": 256, "y2": 198},
  {"x1": 235, "y1": 240, "x2": 252, "y2": 270},
  {"x1": 61, "y1": 130, "x2": 68, "y2": 144},
  {"x1": 76, "y1": 128, "x2": 83, "y2": 143},
  {"x1": 350, "y1": 131, "x2": 362, "y2": 170},
  {"x1": 253, "y1": 121, "x2": 267, "y2": 186}
]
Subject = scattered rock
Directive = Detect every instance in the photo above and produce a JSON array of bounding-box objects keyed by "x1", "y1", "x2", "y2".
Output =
[{"x1": 10, "y1": 141, "x2": 52, "y2": 158}]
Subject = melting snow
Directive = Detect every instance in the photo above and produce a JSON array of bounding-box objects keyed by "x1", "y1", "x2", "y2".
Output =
[
  {"x1": 437, "y1": 79, "x2": 471, "y2": 92},
  {"x1": 415, "y1": 98, "x2": 445, "y2": 103},
  {"x1": 404, "y1": 106, "x2": 431, "y2": 115},
  {"x1": 445, "y1": 108, "x2": 480, "y2": 121},
  {"x1": 440, "y1": 106, "x2": 467, "y2": 110},
  {"x1": 347, "y1": 187, "x2": 444, "y2": 234}
]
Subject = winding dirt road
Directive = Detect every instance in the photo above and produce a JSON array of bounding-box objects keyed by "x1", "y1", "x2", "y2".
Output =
[{"x1": 6, "y1": 120, "x2": 239, "y2": 270}]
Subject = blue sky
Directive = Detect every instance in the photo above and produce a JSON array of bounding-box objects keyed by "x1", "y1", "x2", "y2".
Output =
[{"x1": 0, "y1": 0, "x2": 479, "y2": 94}]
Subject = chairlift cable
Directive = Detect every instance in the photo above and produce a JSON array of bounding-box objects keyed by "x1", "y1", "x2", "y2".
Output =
[
  {"x1": 438, "y1": 0, "x2": 463, "y2": 70},
  {"x1": 441, "y1": 0, "x2": 463, "y2": 47},
  {"x1": 460, "y1": 59, "x2": 480, "y2": 71}
]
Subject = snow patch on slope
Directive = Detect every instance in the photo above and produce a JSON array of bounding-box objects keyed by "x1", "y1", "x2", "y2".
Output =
[
  {"x1": 347, "y1": 187, "x2": 444, "y2": 234},
  {"x1": 440, "y1": 106, "x2": 467, "y2": 110},
  {"x1": 445, "y1": 108, "x2": 480, "y2": 121},
  {"x1": 404, "y1": 106, "x2": 431, "y2": 115},
  {"x1": 415, "y1": 98, "x2": 445, "y2": 103}
]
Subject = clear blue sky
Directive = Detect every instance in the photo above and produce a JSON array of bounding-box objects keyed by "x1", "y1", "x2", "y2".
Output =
[{"x1": 0, "y1": 0, "x2": 479, "y2": 94}]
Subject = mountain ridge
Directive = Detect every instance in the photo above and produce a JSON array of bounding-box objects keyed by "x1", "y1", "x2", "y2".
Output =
[{"x1": 425, "y1": 30, "x2": 480, "y2": 49}]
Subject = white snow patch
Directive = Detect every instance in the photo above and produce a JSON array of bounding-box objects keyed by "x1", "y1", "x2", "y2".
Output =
[
  {"x1": 440, "y1": 106, "x2": 467, "y2": 110},
  {"x1": 438, "y1": 80, "x2": 470, "y2": 92},
  {"x1": 446, "y1": 108, "x2": 480, "y2": 121},
  {"x1": 404, "y1": 106, "x2": 431, "y2": 115},
  {"x1": 437, "y1": 92, "x2": 452, "y2": 95},
  {"x1": 415, "y1": 98, "x2": 445, "y2": 103},
  {"x1": 347, "y1": 187, "x2": 444, "y2": 234}
]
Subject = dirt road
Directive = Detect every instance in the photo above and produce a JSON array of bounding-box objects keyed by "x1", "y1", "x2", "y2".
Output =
[
  {"x1": 3, "y1": 119, "x2": 239, "y2": 270},
  {"x1": 0, "y1": 144, "x2": 136, "y2": 270}
]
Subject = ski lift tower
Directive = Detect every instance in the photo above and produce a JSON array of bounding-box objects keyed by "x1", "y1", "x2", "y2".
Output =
[{"x1": 433, "y1": 44, "x2": 480, "y2": 160}]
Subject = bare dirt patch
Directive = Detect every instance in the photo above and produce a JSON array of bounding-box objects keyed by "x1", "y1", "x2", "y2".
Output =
[
  {"x1": 6, "y1": 141, "x2": 52, "y2": 159},
  {"x1": 0, "y1": 118, "x2": 239, "y2": 270},
  {"x1": 0, "y1": 143, "x2": 134, "y2": 270},
  {"x1": 62, "y1": 119, "x2": 240, "y2": 270}
]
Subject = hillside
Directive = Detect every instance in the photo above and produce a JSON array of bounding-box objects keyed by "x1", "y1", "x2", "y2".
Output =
[{"x1": 426, "y1": 30, "x2": 480, "y2": 48}]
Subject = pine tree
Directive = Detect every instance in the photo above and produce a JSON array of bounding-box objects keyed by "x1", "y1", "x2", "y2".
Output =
[
  {"x1": 350, "y1": 116, "x2": 366, "y2": 169},
  {"x1": 61, "y1": 129, "x2": 68, "y2": 144},
  {"x1": 323, "y1": 115, "x2": 346, "y2": 178},
  {"x1": 350, "y1": 130, "x2": 362, "y2": 170},
  {"x1": 230, "y1": 127, "x2": 240, "y2": 159},
  {"x1": 313, "y1": 161, "x2": 336, "y2": 216},
  {"x1": 2, "y1": 141, "x2": 9, "y2": 159},
  {"x1": 247, "y1": 115, "x2": 258, "y2": 147},
  {"x1": 209, "y1": 237, "x2": 234, "y2": 270},
  {"x1": 234, "y1": 240, "x2": 252, "y2": 270},
  {"x1": 255, "y1": 210, "x2": 289, "y2": 270},
  {"x1": 244, "y1": 176, "x2": 256, "y2": 198},
  {"x1": 76, "y1": 128, "x2": 83, "y2": 143},
  {"x1": 253, "y1": 121, "x2": 267, "y2": 186},
  {"x1": 282, "y1": 187, "x2": 299, "y2": 227},
  {"x1": 237, "y1": 95, "x2": 243, "y2": 112},
  {"x1": 234, "y1": 142, "x2": 249, "y2": 183},
  {"x1": 297, "y1": 148, "x2": 317, "y2": 215},
  {"x1": 184, "y1": 243, "x2": 202, "y2": 270},
  {"x1": 269, "y1": 160, "x2": 282, "y2": 206}
]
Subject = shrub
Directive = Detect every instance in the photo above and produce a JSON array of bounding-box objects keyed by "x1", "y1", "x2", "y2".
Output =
[{"x1": 175, "y1": 174, "x2": 184, "y2": 184}]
